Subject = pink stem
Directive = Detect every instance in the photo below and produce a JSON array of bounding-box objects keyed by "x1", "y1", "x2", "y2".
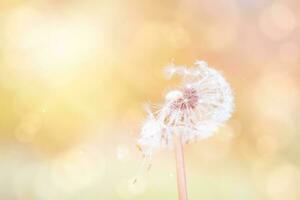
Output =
[{"x1": 174, "y1": 134, "x2": 188, "y2": 200}]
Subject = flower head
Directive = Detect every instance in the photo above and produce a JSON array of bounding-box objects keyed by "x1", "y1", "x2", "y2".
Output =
[{"x1": 138, "y1": 60, "x2": 234, "y2": 155}]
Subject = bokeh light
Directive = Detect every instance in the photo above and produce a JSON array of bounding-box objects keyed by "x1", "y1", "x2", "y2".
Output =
[{"x1": 0, "y1": 0, "x2": 300, "y2": 199}]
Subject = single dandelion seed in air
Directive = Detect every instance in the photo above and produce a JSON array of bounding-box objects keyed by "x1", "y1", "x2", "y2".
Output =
[{"x1": 136, "y1": 60, "x2": 234, "y2": 200}]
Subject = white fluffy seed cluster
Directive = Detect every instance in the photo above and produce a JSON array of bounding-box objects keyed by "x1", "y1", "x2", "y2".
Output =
[{"x1": 138, "y1": 60, "x2": 234, "y2": 155}]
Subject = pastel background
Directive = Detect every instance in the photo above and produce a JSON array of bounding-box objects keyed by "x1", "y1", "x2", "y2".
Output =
[{"x1": 0, "y1": 0, "x2": 300, "y2": 199}]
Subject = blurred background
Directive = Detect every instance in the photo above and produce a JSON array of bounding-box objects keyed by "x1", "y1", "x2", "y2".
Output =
[{"x1": 0, "y1": 0, "x2": 300, "y2": 199}]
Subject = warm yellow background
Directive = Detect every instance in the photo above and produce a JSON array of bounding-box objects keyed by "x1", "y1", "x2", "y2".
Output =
[{"x1": 0, "y1": 0, "x2": 300, "y2": 199}]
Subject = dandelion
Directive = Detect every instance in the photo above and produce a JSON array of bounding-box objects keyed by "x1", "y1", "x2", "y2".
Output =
[{"x1": 137, "y1": 60, "x2": 234, "y2": 200}]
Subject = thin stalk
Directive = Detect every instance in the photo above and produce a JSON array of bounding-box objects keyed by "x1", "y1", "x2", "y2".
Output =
[{"x1": 174, "y1": 134, "x2": 188, "y2": 200}]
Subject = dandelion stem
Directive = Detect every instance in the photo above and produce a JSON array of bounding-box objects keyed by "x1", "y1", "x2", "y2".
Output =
[{"x1": 174, "y1": 133, "x2": 188, "y2": 200}]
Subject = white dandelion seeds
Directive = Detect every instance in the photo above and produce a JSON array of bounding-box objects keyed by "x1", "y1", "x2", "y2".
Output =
[
  {"x1": 138, "y1": 60, "x2": 234, "y2": 155},
  {"x1": 136, "y1": 60, "x2": 234, "y2": 200}
]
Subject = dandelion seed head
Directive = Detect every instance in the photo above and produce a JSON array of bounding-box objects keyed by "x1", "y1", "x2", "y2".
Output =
[
  {"x1": 138, "y1": 60, "x2": 234, "y2": 155},
  {"x1": 170, "y1": 87, "x2": 199, "y2": 111},
  {"x1": 165, "y1": 90, "x2": 183, "y2": 102}
]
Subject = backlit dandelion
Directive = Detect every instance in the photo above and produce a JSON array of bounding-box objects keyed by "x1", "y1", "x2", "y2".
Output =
[{"x1": 137, "y1": 60, "x2": 234, "y2": 200}]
